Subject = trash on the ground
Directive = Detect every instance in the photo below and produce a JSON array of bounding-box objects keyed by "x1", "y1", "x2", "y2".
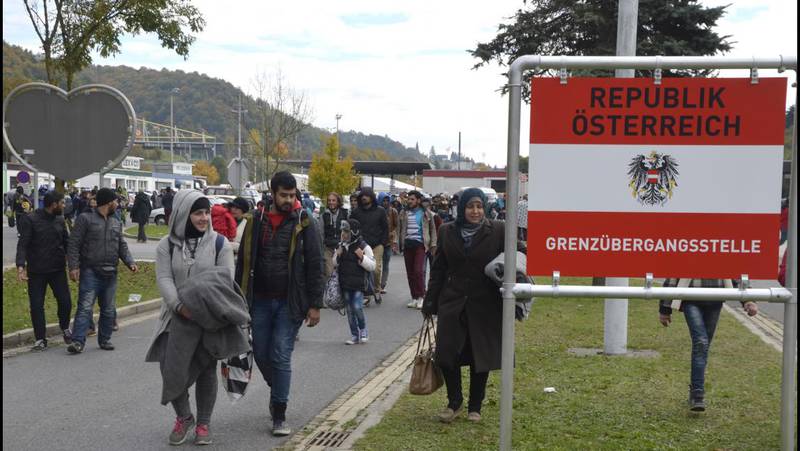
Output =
[
  {"x1": 128, "y1": 293, "x2": 142, "y2": 303},
  {"x1": 543, "y1": 387, "x2": 557, "y2": 393}
]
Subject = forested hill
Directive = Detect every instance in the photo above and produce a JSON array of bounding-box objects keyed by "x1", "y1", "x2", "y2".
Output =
[{"x1": 3, "y1": 41, "x2": 425, "y2": 161}]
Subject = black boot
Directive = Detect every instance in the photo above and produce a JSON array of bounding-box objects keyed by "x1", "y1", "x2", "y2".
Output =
[{"x1": 688, "y1": 386, "x2": 706, "y2": 412}]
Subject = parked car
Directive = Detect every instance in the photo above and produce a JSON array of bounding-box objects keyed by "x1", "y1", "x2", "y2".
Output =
[{"x1": 149, "y1": 207, "x2": 166, "y2": 225}]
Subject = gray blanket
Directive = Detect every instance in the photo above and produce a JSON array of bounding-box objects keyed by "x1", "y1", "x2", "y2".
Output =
[
  {"x1": 484, "y1": 252, "x2": 534, "y2": 321},
  {"x1": 146, "y1": 266, "x2": 251, "y2": 405}
]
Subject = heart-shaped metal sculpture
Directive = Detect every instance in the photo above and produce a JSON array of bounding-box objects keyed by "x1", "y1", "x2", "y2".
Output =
[{"x1": 2, "y1": 82, "x2": 136, "y2": 180}]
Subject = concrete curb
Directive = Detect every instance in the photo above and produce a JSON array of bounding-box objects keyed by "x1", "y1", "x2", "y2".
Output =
[{"x1": 2, "y1": 297, "x2": 162, "y2": 349}]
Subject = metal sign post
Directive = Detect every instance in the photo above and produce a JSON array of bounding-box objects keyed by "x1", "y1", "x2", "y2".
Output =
[{"x1": 502, "y1": 55, "x2": 797, "y2": 451}]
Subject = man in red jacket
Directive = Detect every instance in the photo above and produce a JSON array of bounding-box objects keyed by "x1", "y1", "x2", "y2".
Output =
[{"x1": 211, "y1": 203, "x2": 237, "y2": 240}]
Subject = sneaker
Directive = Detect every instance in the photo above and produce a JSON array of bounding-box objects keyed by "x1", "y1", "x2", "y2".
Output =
[
  {"x1": 194, "y1": 424, "x2": 212, "y2": 445},
  {"x1": 407, "y1": 299, "x2": 418, "y2": 308},
  {"x1": 272, "y1": 420, "x2": 291, "y2": 437},
  {"x1": 415, "y1": 298, "x2": 424, "y2": 309},
  {"x1": 689, "y1": 387, "x2": 706, "y2": 412},
  {"x1": 62, "y1": 329, "x2": 73, "y2": 344},
  {"x1": 380, "y1": 289, "x2": 387, "y2": 294},
  {"x1": 31, "y1": 339, "x2": 48, "y2": 352},
  {"x1": 99, "y1": 341, "x2": 115, "y2": 351},
  {"x1": 87, "y1": 326, "x2": 97, "y2": 337},
  {"x1": 67, "y1": 341, "x2": 85, "y2": 354},
  {"x1": 364, "y1": 297, "x2": 371, "y2": 307},
  {"x1": 467, "y1": 412, "x2": 482, "y2": 422},
  {"x1": 168, "y1": 414, "x2": 195, "y2": 445},
  {"x1": 112, "y1": 321, "x2": 119, "y2": 332},
  {"x1": 437, "y1": 406, "x2": 462, "y2": 423},
  {"x1": 345, "y1": 336, "x2": 360, "y2": 345},
  {"x1": 375, "y1": 293, "x2": 382, "y2": 305},
  {"x1": 360, "y1": 330, "x2": 369, "y2": 343}
]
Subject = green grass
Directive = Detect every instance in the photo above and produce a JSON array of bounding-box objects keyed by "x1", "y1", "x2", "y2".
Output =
[
  {"x1": 3, "y1": 262, "x2": 160, "y2": 334},
  {"x1": 355, "y1": 277, "x2": 792, "y2": 451},
  {"x1": 124, "y1": 224, "x2": 169, "y2": 239}
]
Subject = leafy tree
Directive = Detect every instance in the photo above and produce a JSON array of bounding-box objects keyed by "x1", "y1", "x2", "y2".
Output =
[
  {"x1": 308, "y1": 136, "x2": 359, "y2": 200},
  {"x1": 23, "y1": 0, "x2": 205, "y2": 90},
  {"x1": 192, "y1": 160, "x2": 219, "y2": 185},
  {"x1": 471, "y1": 0, "x2": 732, "y2": 100},
  {"x1": 210, "y1": 156, "x2": 228, "y2": 184}
]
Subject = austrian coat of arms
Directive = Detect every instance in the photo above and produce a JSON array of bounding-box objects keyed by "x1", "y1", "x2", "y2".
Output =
[{"x1": 627, "y1": 151, "x2": 679, "y2": 206}]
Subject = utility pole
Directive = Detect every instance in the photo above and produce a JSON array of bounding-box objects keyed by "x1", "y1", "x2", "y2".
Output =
[
  {"x1": 170, "y1": 88, "x2": 180, "y2": 164},
  {"x1": 604, "y1": 0, "x2": 639, "y2": 356},
  {"x1": 457, "y1": 131, "x2": 462, "y2": 170},
  {"x1": 231, "y1": 94, "x2": 248, "y2": 193},
  {"x1": 335, "y1": 113, "x2": 342, "y2": 138}
]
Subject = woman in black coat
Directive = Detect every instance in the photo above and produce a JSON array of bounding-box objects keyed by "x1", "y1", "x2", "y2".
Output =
[
  {"x1": 422, "y1": 187, "x2": 505, "y2": 424},
  {"x1": 131, "y1": 191, "x2": 152, "y2": 243}
]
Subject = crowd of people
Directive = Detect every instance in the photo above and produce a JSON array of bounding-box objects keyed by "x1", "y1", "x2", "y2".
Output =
[{"x1": 9, "y1": 170, "x2": 777, "y2": 446}]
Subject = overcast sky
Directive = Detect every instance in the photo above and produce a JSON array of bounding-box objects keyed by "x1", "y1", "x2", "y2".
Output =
[{"x1": 3, "y1": 0, "x2": 797, "y2": 167}]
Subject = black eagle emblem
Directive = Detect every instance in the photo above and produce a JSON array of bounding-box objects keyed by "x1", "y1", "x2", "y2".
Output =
[{"x1": 627, "y1": 151, "x2": 679, "y2": 206}]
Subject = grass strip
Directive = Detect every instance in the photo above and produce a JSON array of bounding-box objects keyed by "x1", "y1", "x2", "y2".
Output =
[
  {"x1": 354, "y1": 277, "x2": 789, "y2": 450},
  {"x1": 124, "y1": 224, "x2": 169, "y2": 239},
  {"x1": 3, "y1": 262, "x2": 160, "y2": 334}
]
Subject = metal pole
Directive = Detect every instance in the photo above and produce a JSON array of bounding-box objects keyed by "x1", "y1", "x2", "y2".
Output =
[
  {"x1": 603, "y1": 0, "x2": 639, "y2": 355},
  {"x1": 170, "y1": 93, "x2": 174, "y2": 164},
  {"x1": 780, "y1": 86, "x2": 797, "y2": 451},
  {"x1": 458, "y1": 131, "x2": 462, "y2": 170},
  {"x1": 500, "y1": 56, "x2": 524, "y2": 451},
  {"x1": 33, "y1": 171, "x2": 39, "y2": 208}
]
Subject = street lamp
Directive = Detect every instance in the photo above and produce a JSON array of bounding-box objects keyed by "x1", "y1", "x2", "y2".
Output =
[
  {"x1": 170, "y1": 87, "x2": 181, "y2": 164},
  {"x1": 335, "y1": 113, "x2": 342, "y2": 137}
]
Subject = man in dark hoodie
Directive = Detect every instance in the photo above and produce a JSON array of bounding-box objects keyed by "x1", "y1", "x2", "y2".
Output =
[
  {"x1": 235, "y1": 171, "x2": 324, "y2": 437},
  {"x1": 350, "y1": 187, "x2": 388, "y2": 304}
]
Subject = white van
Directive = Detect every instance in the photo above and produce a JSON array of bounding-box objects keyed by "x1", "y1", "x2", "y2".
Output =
[{"x1": 460, "y1": 186, "x2": 498, "y2": 203}]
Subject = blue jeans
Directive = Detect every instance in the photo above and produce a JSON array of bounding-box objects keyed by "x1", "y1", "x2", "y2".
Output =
[
  {"x1": 72, "y1": 268, "x2": 118, "y2": 345},
  {"x1": 251, "y1": 297, "x2": 303, "y2": 404},
  {"x1": 343, "y1": 290, "x2": 366, "y2": 337},
  {"x1": 683, "y1": 301, "x2": 723, "y2": 391}
]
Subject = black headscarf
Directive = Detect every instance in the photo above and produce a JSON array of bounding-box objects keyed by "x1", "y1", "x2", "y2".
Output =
[{"x1": 457, "y1": 188, "x2": 488, "y2": 248}]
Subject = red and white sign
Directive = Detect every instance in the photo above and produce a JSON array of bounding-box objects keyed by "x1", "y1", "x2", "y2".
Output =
[{"x1": 527, "y1": 77, "x2": 787, "y2": 278}]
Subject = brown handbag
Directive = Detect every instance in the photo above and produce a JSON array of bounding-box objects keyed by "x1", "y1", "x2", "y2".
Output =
[{"x1": 409, "y1": 316, "x2": 444, "y2": 395}]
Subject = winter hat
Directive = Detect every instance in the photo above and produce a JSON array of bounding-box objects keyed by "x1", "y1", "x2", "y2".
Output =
[
  {"x1": 190, "y1": 197, "x2": 211, "y2": 214},
  {"x1": 95, "y1": 187, "x2": 117, "y2": 207},
  {"x1": 228, "y1": 197, "x2": 250, "y2": 213},
  {"x1": 340, "y1": 218, "x2": 361, "y2": 242},
  {"x1": 456, "y1": 187, "x2": 487, "y2": 225}
]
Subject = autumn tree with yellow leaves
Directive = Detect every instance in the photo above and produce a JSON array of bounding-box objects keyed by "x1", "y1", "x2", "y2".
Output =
[{"x1": 308, "y1": 135, "x2": 359, "y2": 201}]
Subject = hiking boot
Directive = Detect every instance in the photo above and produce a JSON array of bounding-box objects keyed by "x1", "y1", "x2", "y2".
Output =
[
  {"x1": 99, "y1": 341, "x2": 115, "y2": 351},
  {"x1": 437, "y1": 406, "x2": 462, "y2": 423},
  {"x1": 272, "y1": 420, "x2": 291, "y2": 437},
  {"x1": 67, "y1": 341, "x2": 85, "y2": 354},
  {"x1": 168, "y1": 414, "x2": 195, "y2": 445},
  {"x1": 467, "y1": 412, "x2": 482, "y2": 422},
  {"x1": 689, "y1": 387, "x2": 706, "y2": 412},
  {"x1": 345, "y1": 335, "x2": 360, "y2": 345},
  {"x1": 407, "y1": 299, "x2": 418, "y2": 308},
  {"x1": 194, "y1": 424, "x2": 212, "y2": 445},
  {"x1": 31, "y1": 339, "x2": 48, "y2": 352},
  {"x1": 62, "y1": 329, "x2": 73, "y2": 344},
  {"x1": 360, "y1": 330, "x2": 369, "y2": 343}
]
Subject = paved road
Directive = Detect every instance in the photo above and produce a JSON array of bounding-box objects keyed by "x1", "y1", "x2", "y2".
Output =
[{"x1": 3, "y1": 252, "x2": 422, "y2": 450}]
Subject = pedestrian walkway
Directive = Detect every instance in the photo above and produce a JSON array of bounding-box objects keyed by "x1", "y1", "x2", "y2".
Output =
[{"x1": 2, "y1": 258, "x2": 425, "y2": 451}]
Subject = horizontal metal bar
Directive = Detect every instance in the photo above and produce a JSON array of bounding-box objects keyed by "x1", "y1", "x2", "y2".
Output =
[
  {"x1": 510, "y1": 284, "x2": 793, "y2": 303},
  {"x1": 509, "y1": 55, "x2": 797, "y2": 76}
]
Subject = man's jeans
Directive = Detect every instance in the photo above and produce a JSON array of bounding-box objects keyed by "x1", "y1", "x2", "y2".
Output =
[
  {"x1": 251, "y1": 297, "x2": 303, "y2": 404},
  {"x1": 682, "y1": 301, "x2": 723, "y2": 391},
  {"x1": 72, "y1": 268, "x2": 118, "y2": 345},
  {"x1": 343, "y1": 290, "x2": 366, "y2": 337},
  {"x1": 380, "y1": 247, "x2": 392, "y2": 290}
]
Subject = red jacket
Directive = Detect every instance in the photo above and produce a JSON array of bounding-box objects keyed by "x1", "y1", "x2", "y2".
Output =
[{"x1": 211, "y1": 204, "x2": 237, "y2": 240}]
